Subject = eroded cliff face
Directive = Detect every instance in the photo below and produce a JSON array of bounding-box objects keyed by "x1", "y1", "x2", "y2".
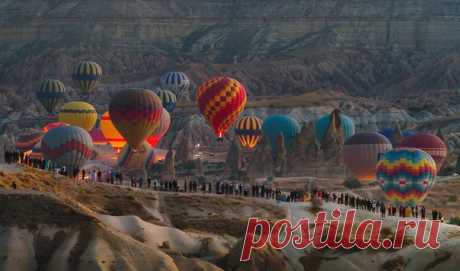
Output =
[{"x1": 2, "y1": 0, "x2": 460, "y2": 99}]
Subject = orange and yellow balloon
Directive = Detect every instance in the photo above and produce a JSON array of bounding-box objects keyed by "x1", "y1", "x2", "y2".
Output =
[
  {"x1": 197, "y1": 77, "x2": 247, "y2": 139},
  {"x1": 100, "y1": 111, "x2": 126, "y2": 151}
]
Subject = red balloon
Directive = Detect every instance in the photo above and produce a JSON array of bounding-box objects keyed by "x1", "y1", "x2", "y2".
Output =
[
  {"x1": 197, "y1": 77, "x2": 247, "y2": 138},
  {"x1": 399, "y1": 133, "x2": 447, "y2": 173}
]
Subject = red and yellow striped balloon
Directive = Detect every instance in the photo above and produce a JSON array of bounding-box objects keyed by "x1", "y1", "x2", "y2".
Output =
[{"x1": 197, "y1": 77, "x2": 247, "y2": 138}]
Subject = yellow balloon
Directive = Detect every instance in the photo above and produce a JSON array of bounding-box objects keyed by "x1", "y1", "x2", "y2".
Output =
[{"x1": 58, "y1": 101, "x2": 97, "y2": 131}]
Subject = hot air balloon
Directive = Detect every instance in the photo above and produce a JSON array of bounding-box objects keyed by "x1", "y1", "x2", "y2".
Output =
[
  {"x1": 262, "y1": 114, "x2": 300, "y2": 152},
  {"x1": 36, "y1": 79, "x2": 65, "y2": 114},
  {"x1": 89, "y1": 128, "x2": 107, "y2": 146},
  {"x1": 376, "y1": 148, "x2": 436, "y2": 207},
  {"x1": 399, "y1": 133, "x2": 447, "y2": 173},
  {"x1": 315, "y1": 109, "x2": 355, "y2": 144},
  {"x1": 146, "y1": 108, "x2": 171, "y2": 148},
  {"x1": 156, "y1": 89, "x2": 177, "y2": 113},
  {"x1": 58, "y1": 101, "x2": 98, "y2": 131},
  {"x1": 197, "y1": 77, "x2": 247, "y2": 139},
  {"x1": 235, "y1": 116, "x2": 263, "y2": 149},
  {"x1": 15, "y1": 130, "x2": 44, "y2": 152},
  {"x1": 378, "y1": 128, "x2": 415, "y2": 146},
  {"x1": 72, "y1": 61, "x2": 103, "y2": 95},
  {"x1": 100, "y1": 111, "x2": 126, "y2": 151},
  {"x1": 42, "y1": 122, "x2": 68, "y2": 133},
  {"x1": 160, "y1": 71, "x2": 190, "y2": 100},
  {"x1": 118, "y1": 141, "x2": 154, "y2": 170},
  {"x1": 109, "y1": 89, "x2": 163, "y2": 149},
  {"x1": 41, "y1": 126, "x2": 93, "y2": 170},
  {"x1": 343, "y1": 132, "x2": 393, "y2": 184}
]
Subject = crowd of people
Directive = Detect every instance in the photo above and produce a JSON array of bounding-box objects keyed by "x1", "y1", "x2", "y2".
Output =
[
  {"x1": 315, "y1": 190, "x2": 442, "y2": 221},
  {"x1": 2, "y1": 149, "x2": 445, "y2": 222}
]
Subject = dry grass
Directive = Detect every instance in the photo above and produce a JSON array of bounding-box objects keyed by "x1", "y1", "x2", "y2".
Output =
[{"x1": 160, "y1": 193, "x2": 286, "y2": 237}]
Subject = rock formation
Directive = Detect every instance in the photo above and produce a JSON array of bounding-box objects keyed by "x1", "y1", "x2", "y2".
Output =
[
  {"x1": 161, "y1": 149, "x2": 176, "y2": 181},
  {"x1": 175, "y1": 132, "x2": 194, "y2": 164},
  {"x1": 287, "y1": 123, "x2": 319, "y2": 172},
  {"x1": 273, "y1": 133, "x2": 287, "y2": 176},
  {"x1": 226, "y1": 139, "x2": 242, "y2": 180},
  {"x1": 320, "y1": 109, "x2": 345, "y2": 165},
  {"x1": 247, "y1": 137, "x2": 274, "y2": 180}
]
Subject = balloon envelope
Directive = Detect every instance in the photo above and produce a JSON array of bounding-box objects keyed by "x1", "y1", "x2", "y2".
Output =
[
  {"x1": 36, "y1": 79, "x2": 65, "y2": 114},
  {"x1": 262, "y1": 114, "x2": 300, "y2": 152},
  {"x1": 89, "y1": 128, "x2": 107, "y2": 145},
  {"x1": 160, "y1": 71, "x2": 190, "y2": 99},
  {"x1": 378, "y1": 128, "x2": 415, "y2": 146},
  {"x1": 376, "y1": 148, "x2": 437, "y2": 207},
  {"x1": 58, "y1": 101, "x2": 98, "y2": 131},
  {"x1": 315, "y1": 112, "x2": 354, "y2": 143},
  {"x1": 235, "y1": 116, "x2": 263, "y2": 149},
  {"x1": 147, "y1": 108, "x2": 171, "y2": 148},
  {"x1": 343, "y1": 132, "x2": 392, "y2": 184},
  {"x1": 399, "y1": 133, "x2": 447, "y2": 173},
  {"x1": 43, "y1": 122, "x2": 68, "y2": 133},
  {"x1": 100, "y1": 111, "x2": 126, "y2": 151},
  {"x1": 197, "y1": 77, "x2": 247, "y2": 138},
  {"x1": 15, "y1": 130, "x2": 44, "y2": 152},
  {"x1": 72, "y1": 61, "x2": 103, "y2": 95},
  {"x1": 41, "y1": 126, "x2": 93, "y2": 169},
  {"x1": 156, "y1": 89, "x2": 177, "y2": 113},
  {"x1": 109, "y1": 89, "x2": 163, "y2": 148}
]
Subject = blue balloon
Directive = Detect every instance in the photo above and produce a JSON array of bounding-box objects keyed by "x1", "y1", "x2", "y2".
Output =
[
  {"x1": 315, "y1": 112, "x2": 355, "y2": 143},
  {"x1": 379, "y1": 128, "x2": 415, "y2": 146},
  {"x1": 262, "y1": 114, "x2": 300, "y2": 152}
]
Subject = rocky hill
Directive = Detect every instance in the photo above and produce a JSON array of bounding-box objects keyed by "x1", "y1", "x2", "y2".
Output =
[
  {"x1": 2, "y1": 0, "x2": 460, "y2": 99},
  {"x1": 1, "y1": 165, "x2": 460, "y2": 271}
]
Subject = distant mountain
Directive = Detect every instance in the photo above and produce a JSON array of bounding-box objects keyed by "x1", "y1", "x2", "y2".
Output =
[{"x1": 1, "y1": 0, "x2": 460, "y2": 100}]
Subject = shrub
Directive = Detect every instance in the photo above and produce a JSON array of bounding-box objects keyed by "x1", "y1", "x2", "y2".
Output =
[
  {"x1": 342, "y1": 178, "x2": 363, "y2": 189},
  {"x1": 449, "y1": 217, "x2": 460, "y2": 226}
]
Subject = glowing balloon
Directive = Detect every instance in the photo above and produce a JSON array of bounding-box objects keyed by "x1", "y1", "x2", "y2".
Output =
[
  {"x1": 100, "y1": 111, "x2": 126, "y2": 151},
  {"x1": 197, "y1": 77, "x2": 247, "y2": 139},
  {"x1": 235, "y1": 116, "x2": 263, "y2": 149},
  {"x1": 343, "y1": 132, "x2": 392, "y2": 184},
  {"x1": 146, "y1": 108, "x2": 171, "y2": 148}
]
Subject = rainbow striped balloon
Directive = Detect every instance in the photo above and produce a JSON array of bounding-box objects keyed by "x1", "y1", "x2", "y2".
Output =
[{"x1": 376, "y1": 148, "x2": 437, "y2": 207}]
